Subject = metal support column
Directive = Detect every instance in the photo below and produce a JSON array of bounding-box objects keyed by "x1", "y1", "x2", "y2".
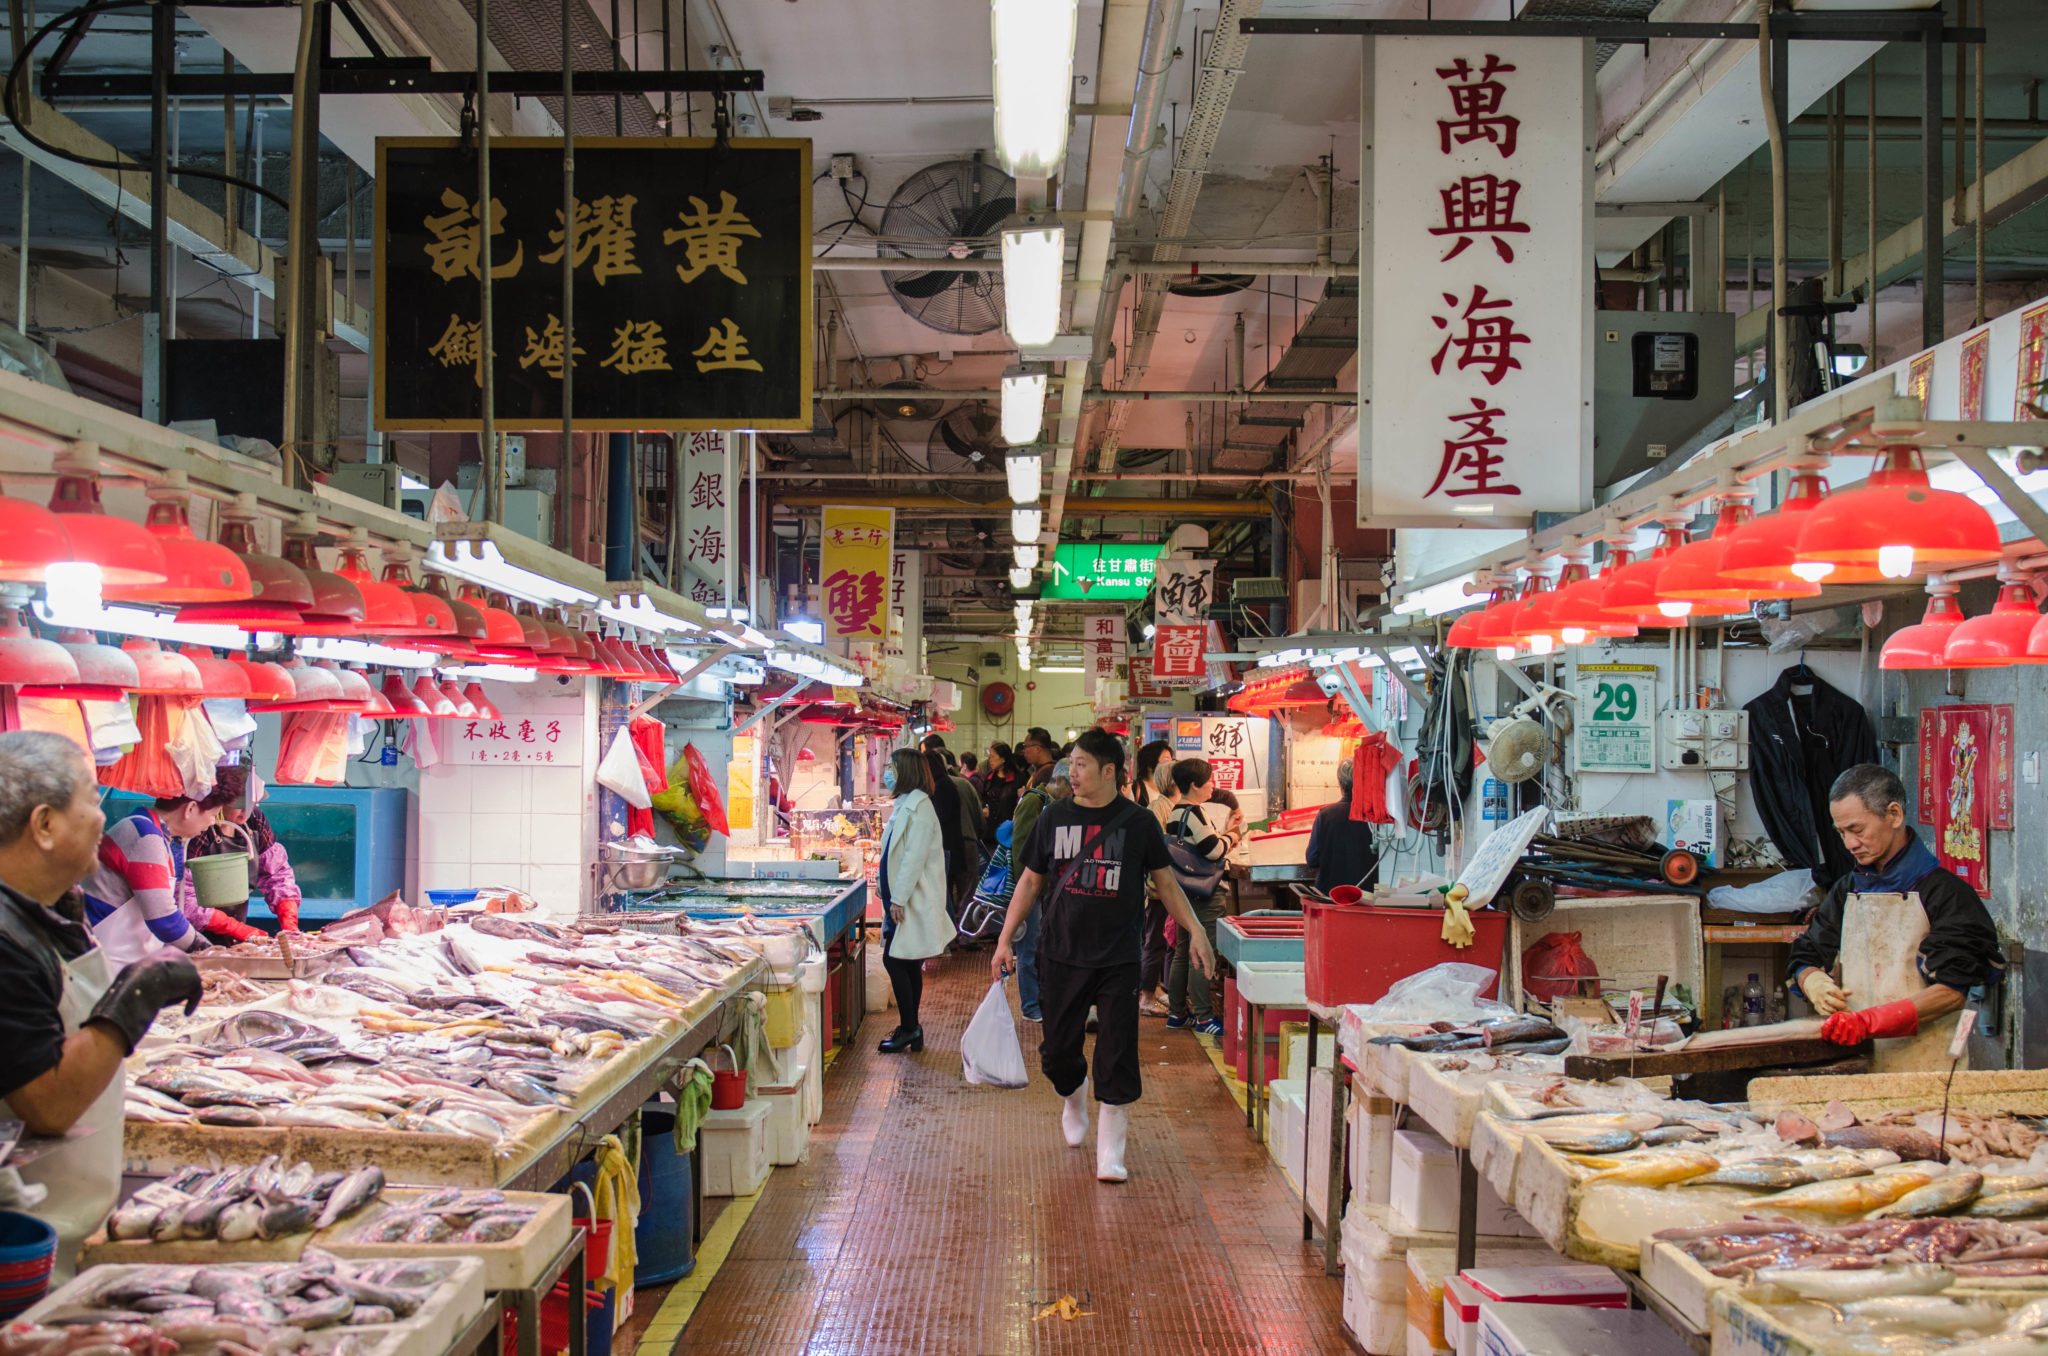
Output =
[
  {"x1": 477, "y1": 0, "x2": 499, "y2": 522},
  {"x1": 143, "y1": 0, "x2": 171, "y2": 422},
  {"x1": 1921, "y1": 16, "x2": 1946, "y2": 348},
  {"x1": 559, "y1": 0, "x2": 576, "y2": 555}
]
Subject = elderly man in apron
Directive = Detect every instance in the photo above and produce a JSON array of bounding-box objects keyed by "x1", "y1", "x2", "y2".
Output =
[
  {"x1": 0, "y1": 733, "x2": 201, "y2": 1280},
  {"x1": 1789, "y1": 762, "x2": 2003, "y2": 1070}
]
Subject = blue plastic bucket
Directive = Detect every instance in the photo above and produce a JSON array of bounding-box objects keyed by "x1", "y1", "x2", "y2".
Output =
[
  {"x1": 633, "y1": 1105, "x2": 696, "y2": 1288},
  {"x1": 425, "y1": 889, "x2": 480, "y2": 908}
]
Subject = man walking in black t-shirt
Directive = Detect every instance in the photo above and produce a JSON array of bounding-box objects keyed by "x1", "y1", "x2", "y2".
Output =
[{"x1": 992, "y1": 728, "x2": 1218, "y2": 1182}]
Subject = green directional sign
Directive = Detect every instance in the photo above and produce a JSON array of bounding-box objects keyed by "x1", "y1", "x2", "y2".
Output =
[{"x1": 1042, "y1": 542, "x2": 1162, "y2": 600}]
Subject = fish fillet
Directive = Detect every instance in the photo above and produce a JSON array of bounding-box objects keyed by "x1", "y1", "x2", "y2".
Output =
[{"x1": 1680, "y1": 1018, "x2": 1828, "y2": 1051}]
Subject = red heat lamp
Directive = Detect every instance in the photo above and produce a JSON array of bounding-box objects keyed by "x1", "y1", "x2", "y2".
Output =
[
  {"x1": 376, "y1": 552, "x2": 457, "y2": 642},
  {"x1": 1795, "y1": 443, "x2": 2001, "y2": 581},
  {"x1": 1942, "y1": 577, "x2": 2046, "y2": 668},
  {"x1": 1544, "y1": 562, "x2": 1637, "y2": 643},
  {"x1": 277, "y1": 523, "x2": 369, "y2": 635},
  {"x1": 416, "y1": 574, "x2": 488, "y2": 661},
  {"x1": 46, "y1": 446, "x2": 168, "y2": 588},
  {"x1": 176, "y1": 497, "x2": 316, "y2": 629},
  {"x1": 231, "y1": 656, "x2": 297, "y2": 703},
  {"x1": 0, "y1": 492, "x2": 76, "y2": 583},
  {"x1": 0, "y1": 610, "x2": 83, "y2": 692},
  {"x1": 1653, "y1": 495, "x2": 1815, "y2": 614},
  {"x1": 380, "y1": 673, "x2": 431, "y2": 718},
  {"x1": 1444, "y1": 578, "x2": 1510, "y2": 649},
  {"x1": 462, "y1": 683, "x2": 501, "y2": 721},
  {"x1": 1498, "y1": 571, "x2": 1564, "y2": 648},
  {"x1": 1718, "y1": 467, "x2": 1883, "y2": 588},
  {"x1": 332, "y1": 540, "x2": 425, "y2": 636},
  {"x1": 178, "y1": 646, "x2": 253, "y2": 700},
  {"x1": 454, "y1": 584, "x2": 537, "y2": 664},
  {"x1": 1880, "y1": 582, "x2": 1968, "y2": 670},
  {"x1": 121, "y1": 639, "x2": 202, "y2": 695},
  {"x1": 1599, "y1": 526, "x2": 1696, "y2": 625},
  {"x1": 103, "y1": 474, "x2": 254, "y2": 604},
  {"x1": 410, "y1": 674, "x2": 460, "y2": 718},
  {"x1": 438, "y1": 680, "x2": 477, "y2": 719},
  {"x1": 249, "y1": 659, "x2": 345, "y2": 711},
  {"x1": 41, "y1": 629, "x2": 141, "y2": 702},
  {"x1": 322, "y1": 662, "x2": 382, "y2": 712}
]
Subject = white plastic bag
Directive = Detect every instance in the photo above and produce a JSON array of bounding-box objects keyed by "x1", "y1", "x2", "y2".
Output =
[
  {"x1": 1351, "y1": 961, "x2": 1516, "y2": 1025},
  {"x1": 1707, "y1": 868, "x2": 1816, "y2": 915},
  {"x1": 595, "y1": 725, "x2": 652, "y2": 808},
  {"x1": 961, "y1": 980, "x2": 1029, "y2": 1088}
]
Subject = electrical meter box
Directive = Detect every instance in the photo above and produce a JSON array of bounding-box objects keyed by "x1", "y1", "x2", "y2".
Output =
[
  {"x1": 1659, "y1": 708, "x2": 1750, "y2": 770},
  {"x1": 1632, "y1": 332, "x2": 1699, "y2": 400},
  {"x1": 1594, "y1": 311, "x2": 1734, "y2": 489}
]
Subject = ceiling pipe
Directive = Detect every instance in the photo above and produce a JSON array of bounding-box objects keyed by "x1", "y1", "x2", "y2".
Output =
[
  {"x1": 814, "y1": 386, "x2": 1351, "y2": 404},
  {"x1": 774, "y1": 493, "x2": 1272, "y2": 518}
]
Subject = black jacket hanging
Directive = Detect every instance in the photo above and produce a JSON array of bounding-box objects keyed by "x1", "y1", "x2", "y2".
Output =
[{"x1": 1741, "y1": 662, "x2": 1879, "y2": 881}]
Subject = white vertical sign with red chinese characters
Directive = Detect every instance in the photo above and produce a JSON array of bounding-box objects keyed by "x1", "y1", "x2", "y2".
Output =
[
  {"x1": 888, "y1": 549, "x2": 922, "y2": 663},
  {"x1": 1083, "y1": 613, "x2": 1124, "y2": 697},
  {"x1": 1361, "y1": 37, "x2": 1592, "y2": 526},
  {"x1": 677, "y1": 431, "x2": 730, "y2": 609}
]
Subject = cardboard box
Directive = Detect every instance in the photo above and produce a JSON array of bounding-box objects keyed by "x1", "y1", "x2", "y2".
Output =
[
  {"x1": 1390, "y1": 1129, "x2": 1530, "y2": 1236},
  {"x1": 1463, "y1": 1265, "x2": 1629, "y2": 1309},
  {"x1": 1478, "y1": 1302, "x2": 1692, "y2": 1356}
]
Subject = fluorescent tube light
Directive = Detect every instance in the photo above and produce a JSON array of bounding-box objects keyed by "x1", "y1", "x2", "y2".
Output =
[
  {"x1": 1000, "y1": 370, "x2": 1047, "y2": 446},
  {"x1": 426, "y1": 539, "x2": 598, "y2": 606},
  {"x1": 1005, "y1": 449, "x2": 1043, "y2": 506},
  {"x1": 1009, "y1": 566, "x2": 1033, "y2": 588},
  {"x1": 990, "y1": 0, "x2": 1079, "y2": 178},
  {"x1": 1011, "y1": 507, "x2": 1043, "y2": 539},
  {"x1": 299, "y1": 636, "x2": 440, "y2": 668},
  {"x1": 1013, "y1": 544, "x2": 1040, "y2": 569},
  {"x1": 1001, "y1": 223, "x2": 1065, "y2": 348}
]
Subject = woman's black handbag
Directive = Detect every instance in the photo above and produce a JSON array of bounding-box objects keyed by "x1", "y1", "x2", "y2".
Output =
[{"x1": 1167, "y1": 838, "x2": 1225, "y2": 902}]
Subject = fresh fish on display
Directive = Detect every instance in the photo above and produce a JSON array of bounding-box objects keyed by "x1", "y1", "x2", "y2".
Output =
[
  {"x1": 1754, "y1": 1166, "x2": 1942, "y2": 1215},
  {"x1": 1840, "y1": 1296, "x2": 2010, "y2": 1332},
  {"x1": 1577, "y1": 1148, "x2": 1719, "y2": 1188},
  {"x1": 313, "y1": 1168, "x2": 384, "y2": 1231},
  {"x1": 1754, "y1": 1264, "x2": 1956, "y2": 1301},
  {"x1": 1971, "y1": 1189, "x2": 2048, "y2": 1220},
  {"x1": 1870, "y1": 1173, "x2": 1987, "y2": 1219}
]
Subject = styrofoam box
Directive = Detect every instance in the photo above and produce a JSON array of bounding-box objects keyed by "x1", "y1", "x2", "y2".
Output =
[
  {"x1": 1267, "y1": 1078, "x2": 1307, "y2": 1186},
  {"x1": 1342, "y1": 1263, "x2": 1371, "y2": 1345},
  {"x1": 1281, "y1": 1027, "x2": 1337, "y2": 1082},
  {"x1": 1359, "y1": 1294, "x2": 1408, "y2": 1354},
  {"x1": 1390, "y1": 1129, "x2": 1536, "y2": 1237},
  {"x1": 1343, "y1": 1202, "x2": 1555, "y2": 1270},
  {"x1": 1477, "y1": 1302, "x2": 1694, "y2": 1356},
  {"x1": 1511, "y1": 896, "x2": 1702, "y2": 1009},
  {"x1": 757, "y1": 1068, "x2": 809, "y2": 1166},
  {"x1": 1306, "y1": 1067, "x2": 1336, "y2": 1229},
  {"x1": 1463, "y1": 1265, "x2": 1629, "y2": 1309},
  {"x1": 789, "y1": 1027, "x2": 823, "y2": 1125},
  {"x1": 700, "y1": 1099, "x2": 771, "y2": 1196},
  {"x1": 1445, "y1": 1274, "x2": 1484, "y2": 1356},
  {"x1": 1408, "y1": 1322, "x2": 1450, "y2": 1356}
]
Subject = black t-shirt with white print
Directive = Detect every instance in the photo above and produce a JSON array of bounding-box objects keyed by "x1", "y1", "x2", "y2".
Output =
[{"x1": 1017, "y1": 794, "x2": 1173, "y2": 969}]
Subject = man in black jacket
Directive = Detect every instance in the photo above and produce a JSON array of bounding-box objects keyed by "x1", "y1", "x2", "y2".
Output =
[
  {"x1": 1743, "y1": 663, "x2": 1878, "y2": 881},
  {"x1": 1787, "y1": 763, "x2": 2001, "y2": 1046},
  {"x1": 1305, "y1": 760, "x2": 1381, "y2": 896}
]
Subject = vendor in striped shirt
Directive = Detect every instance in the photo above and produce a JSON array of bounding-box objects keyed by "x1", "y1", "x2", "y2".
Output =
[{"x1": 80, "y1": 795, "x2": 219, "y2": 967}]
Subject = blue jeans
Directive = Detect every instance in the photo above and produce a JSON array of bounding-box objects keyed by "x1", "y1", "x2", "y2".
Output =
[{"x1": 1016, "y1": 903, "x2": 1043, "y2": 1018}]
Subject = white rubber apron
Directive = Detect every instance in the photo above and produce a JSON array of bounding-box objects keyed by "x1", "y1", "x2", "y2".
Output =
[
  {"x1": 5, "y1": 946, "x2": 124, "y2": 1282},
  {"x1": 1839, "y1": 891, "x2": 1966, "y2": 1073}
]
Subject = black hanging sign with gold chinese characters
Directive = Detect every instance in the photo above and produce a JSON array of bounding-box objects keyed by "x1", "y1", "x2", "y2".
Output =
[{"x1": 374, "y1": 137, "x2": 812, "y2": 432}]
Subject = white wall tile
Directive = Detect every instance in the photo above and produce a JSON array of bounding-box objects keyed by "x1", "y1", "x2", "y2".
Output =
[
  {"x1": 419, "y1": 862, "x2": 473, "y2": 891},
  {"x1": 417, "y1": 766, "x2": 471, "y2": 812},
  {"x1": 471, "y1": 811, "x2": 524, "y2": 855},
  {"x1": 469, "y1": 862, "x2": 529, "y2": 893},
  {"x1": 528, "y1": 766, "x2": 585, "y2": 810},
  {"x1": 526, "y1": 814, "x2": 583, "y2": 865},
  {"x1": 469, "y1": 772, "x2": 528, "y2": 814},
  {"x1": 417, "y1": 812, "x2": 471, "y2": 866},
  {"x1": 527, "y1": 863, "x2": 583, "y2": 912}
]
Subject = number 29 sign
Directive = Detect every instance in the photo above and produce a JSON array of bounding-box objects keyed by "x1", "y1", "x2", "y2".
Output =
[{"x1": 1573, "y1": 663, "x2": 1656, "y2": 774}]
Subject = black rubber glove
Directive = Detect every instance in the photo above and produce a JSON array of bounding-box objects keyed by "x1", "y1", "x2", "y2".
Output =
[{"x1": 86, "y1": 950, "x2": 203, "y2": 1054}]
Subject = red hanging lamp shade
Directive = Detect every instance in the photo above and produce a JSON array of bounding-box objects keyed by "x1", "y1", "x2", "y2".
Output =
[
  {"x1": 380, "y1": 673, "x2": 430, "y2": 717},
  {"x1": 103, "y1": 474, "x2": 254, "y2": 604},
  {"x1": 0, "y1": 492, "x2": 76, "y2": 583},
  {"x1": 462, "y1": 683, "x2": 501, "y2": 721},
  {"x1": 1796, "y1": 444, "x2": 2001, "y2": 580},
  {"x1": 120, "y1": 639, "x2": 202, "y2": 694},
  {"x1": 1546, "y1": 561, "x2": 1638, "y2": 642},
  {"x1": 0, "y1": 610, "x2": 83, "y2": 689},
  {"x1": 321, "y1": 662, "x2": 380, "y2": 712},
  {"x1": 231, "y1": 655, "x2": 297, "y2": 703},
  {"x1": 499, "y1": 596, "x2": 553, "y2": 653},
  {"x1": 332, "y1": 541, "x2": 424, "y2": 635},
  {"x1": 438, "y1": 680, "x2": 477, "y2": 719},
  {"x1": 46, "y1": 445, "x2": 168, "y2": 588},
  {"x1": 1942, "y1": 578, "x2": 2045, "y2": 668},
  {"x1": 176, "y1": 497, "x2": 316, "y2": 628},
  {"x1": 1498, "y1": 573, "x2": 1561, "y2": 645},
  {"x1": 411, "y1": 674, "x2": 459, "y2": 718},
  {"x1": 637, "y1": 642, "x2": 678, "y2": 682},
  {"x1": 377, "y1": 552, "x2": 456, "y2": 640},
  {"x1": 278, "y1": 524, "x2": 369, "y2": 634},
  {"x1": 1601, "y1": 527, "x2": 1694, "y2": 623},
  {"x1": 1880, "y1": 585, "x2": 1968, "y2": 670},
  {"x1": 1654, "y1": 497, "x2": 1816, "y2": 612},
  {"x1": 1717, "y1": 469, "x2": 1881, "y2": 587},
  {"x1": 250, "y1": 659, "x2": 345, "y2": 710},
  {"x1": 359, "y1": 676, "x2": 397, "y2": 718},
  {"x1": 610, "y1": 632, "x2": 660, "y2": 680},
  {"x1": 178, "y1": 646, "x2": 253, "y2": 699},
  {"x1": 43, "y1": 629, "x2": 141, "y2": 702},
  {"x1": 1444, "y1": 579, "x2": 1509, "y2": 648},
  {"x1": 456, "y1": 584, "x2": 535, "y2": 662}
]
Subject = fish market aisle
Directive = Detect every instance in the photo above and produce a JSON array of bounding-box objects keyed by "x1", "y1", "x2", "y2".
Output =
[{"x1": 642, "y1": 950, "x2": 1345, "y2": 1354}]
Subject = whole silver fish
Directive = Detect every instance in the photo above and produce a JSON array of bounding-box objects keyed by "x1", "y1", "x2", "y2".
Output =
[
  {"x1": 1868, "y1": 1172, "x2": 1984, "y2": 1219},
  {"x1": 1756, "y1": 1264, "x2": 1954, "y2": 1301},
  {"x1": 282, "y1": 1293, "x2": 355, "y2": 1329},
  {"x1": 216, "y1": 1200, "x2": 263, "y2": 1243},
  {"x1": 315, "y1": 1166, "x2": 385, "y2": 1231}
]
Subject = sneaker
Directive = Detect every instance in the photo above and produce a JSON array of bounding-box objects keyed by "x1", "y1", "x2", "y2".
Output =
[
  {"x1": 1164, "y1": 1014, "x2": 1191, "y2": 1030},
  {"x1": 1194, "y1": 1018, "x2": 1224, "y2": 1038},
  {"x1": 1021, "y1": 1009, "x2": 1043, "y2": 1023}
]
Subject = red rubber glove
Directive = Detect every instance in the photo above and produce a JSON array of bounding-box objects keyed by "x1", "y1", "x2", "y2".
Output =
[
  {"x1": 1820, "y1": 998, "x2": 1921, "y2": 1046},
  {"x1": 200, "y1": 908, "x2": 264, "y2": 944},
  {"x1": 272, "y1": 897, "x2": 302, "y2": 933}
]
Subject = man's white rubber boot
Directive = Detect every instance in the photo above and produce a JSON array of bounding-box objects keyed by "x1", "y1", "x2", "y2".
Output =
[
  {"x1": 1096, "y1": 1103, "x2": 1130, "y2": 1182},
  {"x1": 1061, "y1": 1080, "x2": 1090, "y2": 1147}
]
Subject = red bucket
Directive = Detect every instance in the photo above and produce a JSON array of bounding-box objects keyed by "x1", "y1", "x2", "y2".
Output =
[{"x1": 709, "y1": 1043, "x2": 746, "y2": 1110}]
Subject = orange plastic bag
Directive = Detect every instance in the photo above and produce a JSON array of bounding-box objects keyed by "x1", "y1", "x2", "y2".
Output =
[
  {"x1": 682, "y1": 742, "x2": 728, "y2": 836},
  {"x1": 276, "y1": 711, "x2": 349, "y2": 785},
  {"x1": 98, "y1": 696, "x2": 185, "y2": 797}
]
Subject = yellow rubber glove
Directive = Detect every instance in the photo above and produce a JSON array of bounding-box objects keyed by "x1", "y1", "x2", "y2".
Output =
[{"x1": 1441, "y1": 884, "x2": 1475, "y2": 949}]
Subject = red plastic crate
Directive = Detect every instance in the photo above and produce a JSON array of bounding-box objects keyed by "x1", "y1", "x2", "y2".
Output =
[{"x1": 1303, "y1": 901, "x2": 1508, "y2": 1007}]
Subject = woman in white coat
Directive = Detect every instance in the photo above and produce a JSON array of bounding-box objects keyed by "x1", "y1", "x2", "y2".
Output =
[{"x1": 877, "y1": 747, "x2": 951, "y2": 1053}]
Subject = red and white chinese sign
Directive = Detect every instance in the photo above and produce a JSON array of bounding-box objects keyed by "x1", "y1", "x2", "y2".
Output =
[
  {"x1": 447, "y1": 700, "x2": 584, "y2": 766},
  {"x1": 888, "y1": 549, "x2": 922, "y2": 661},
  {"x1": 1127, "y1": 656, "x2": 1169, "y2": 704},
  {"x1": 1364, "y1": 38, "x2": 1590, "y2": 525},
  {"x1": 1083, "y1": 613, "x2": 1125, "y2": 697},
  {"x1": 1151, "y1": 623, "x2": 1206, "y2": 686},
  {"x1": 819, "y1": 506, "x2": 892, "y2": 640},
  {"x1": 678, "y1": 431, "x2": 731, "y2": 610}
]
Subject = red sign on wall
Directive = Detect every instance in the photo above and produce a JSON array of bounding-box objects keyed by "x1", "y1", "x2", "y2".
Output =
[
  {"x1": 1928, "y1": 704, "x2": 2001, "y2": 893},
  {"x1": 1210, "y1": 757, "x2": 1245, "y2": 792},
  {"x1": 1151, "y1": 624, "x2": 1207, "y2": 684}
]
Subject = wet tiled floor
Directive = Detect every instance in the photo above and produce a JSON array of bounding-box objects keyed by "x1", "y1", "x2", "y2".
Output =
[{"x1": 633, "y1": 949, "x2": 1347, "y2": 1355}]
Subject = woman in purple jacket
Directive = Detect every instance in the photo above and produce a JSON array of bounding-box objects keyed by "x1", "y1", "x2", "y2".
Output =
[{"x1": 176, "y1": 766, "x2": 304, "y2": 939}]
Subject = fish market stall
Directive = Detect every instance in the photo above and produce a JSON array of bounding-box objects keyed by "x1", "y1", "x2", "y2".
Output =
[{"x1": 118, "y1": 915, "x2": 779, "y2": 1190}]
